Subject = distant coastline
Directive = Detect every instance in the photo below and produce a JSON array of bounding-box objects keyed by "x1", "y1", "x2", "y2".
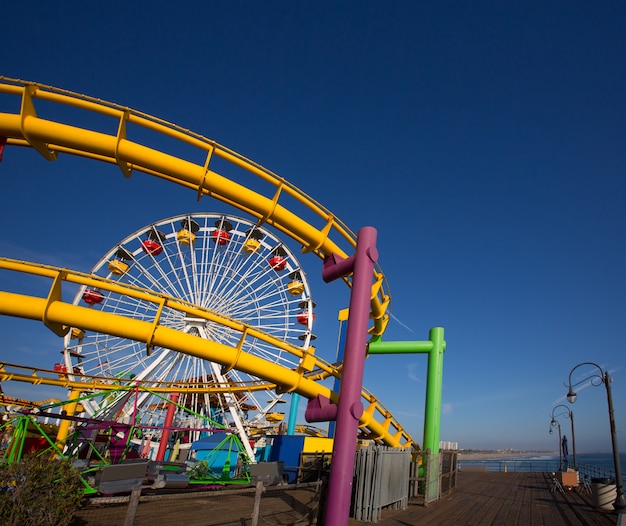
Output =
[{"x1": 457, "y1": 451, "x2": 553, "y2": 460}]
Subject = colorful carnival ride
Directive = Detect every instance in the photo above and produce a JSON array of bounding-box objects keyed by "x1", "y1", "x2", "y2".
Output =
[{"x1": 0, "y1": 77, "x2": 445, "y2": 525}]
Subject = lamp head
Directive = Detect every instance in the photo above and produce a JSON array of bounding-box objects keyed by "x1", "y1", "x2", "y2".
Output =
[{"x1": 566, "y1": 386, "x2": 577, "y2": 404}]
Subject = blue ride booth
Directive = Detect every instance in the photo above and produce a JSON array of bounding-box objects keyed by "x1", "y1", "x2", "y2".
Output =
[{"x1": 263, "y1": 435, "x2": 333, "y2": 484}]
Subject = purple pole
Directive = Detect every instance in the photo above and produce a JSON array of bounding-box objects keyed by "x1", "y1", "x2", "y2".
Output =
[{"x1": 322, "y1": 226, "x2": 378, "y2": 526}]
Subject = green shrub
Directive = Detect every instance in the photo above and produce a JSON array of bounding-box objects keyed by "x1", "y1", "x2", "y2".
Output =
[{"x1": 0, "y1": 453, "x2": 84, "y2": 526}]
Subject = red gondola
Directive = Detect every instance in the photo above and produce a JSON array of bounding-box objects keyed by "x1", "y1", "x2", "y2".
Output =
[
  {"x1": 142, "y1": 238, "x2": 162, "y2": 255},
  {"x1": 269, "y1": 247, "x2": 288, "y2": 271},
  {"x1": 297, "y1": 311, "x2": 317, "y2": 325},
  {"x1": 297, "y1": 300, "x2": 316, "y2": 325},
  {"x1": 142, "y1": 229, "x2": 166, "y2": 255},
  {"x1": 211, "y1": 219, "x2": 233, "y2": 246},
  {"x1": 82, "y1": 289, "x2": 104, "y2": 305},
  {"x1": 212, "y1": 229, "x2": 231, "y2": 245}
]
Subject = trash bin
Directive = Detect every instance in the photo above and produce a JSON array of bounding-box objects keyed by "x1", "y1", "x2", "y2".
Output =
[{"x1": 590, "y1": 477, "x2": 616, "y2": 510}]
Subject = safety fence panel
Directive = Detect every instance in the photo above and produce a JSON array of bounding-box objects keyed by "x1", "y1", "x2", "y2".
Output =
[
  {"x1": 440, "y1": 450, "x2": 458, "y2": 497},
  {"x1": 352, "y1": 445, "x2": 410, "y2": 522},
  {"x1": 408, "y1": 454, "x2": 427, "y2": 505},
  {"x1": 408, "y1": 449, "x2": 458, "y2": 506}
]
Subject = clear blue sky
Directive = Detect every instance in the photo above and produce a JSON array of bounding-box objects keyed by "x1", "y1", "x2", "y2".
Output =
[{"x1": 1, "y1": 1, "x2": 625, "y2": 452}]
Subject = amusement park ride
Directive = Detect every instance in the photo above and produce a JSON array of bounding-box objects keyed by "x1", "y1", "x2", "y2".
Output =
[{"x1": 0, "y1": 77, "x2": 445, "y2": 524}]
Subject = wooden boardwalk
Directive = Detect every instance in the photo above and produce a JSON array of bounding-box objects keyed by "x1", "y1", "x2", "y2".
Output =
[
  {"x1": 349, "y1": 471, "x2": 622, "y2": 526},
  {"x1": 72, "y1": 471, "x2": 622, "y2": 525}
]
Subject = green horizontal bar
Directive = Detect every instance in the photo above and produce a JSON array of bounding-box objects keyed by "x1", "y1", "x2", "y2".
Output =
[{"x1": 367, "y1": 339, "x2": 434, "y2": 354}]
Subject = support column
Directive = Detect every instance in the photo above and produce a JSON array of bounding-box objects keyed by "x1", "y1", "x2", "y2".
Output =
[
  {"x1": 319, "y1": 226, "x2": 378, "y2": 526},
  {"x1": 423, "y1": 327, "x2": 445, "y2": 454},
  {"x1": 367, "y1": 327, "x2": 447, "y2": 454},
  {"x1": 287, "y1": 393, "x2": 300, "y2": 435},
  {"x1": 156, "y1": 393, "x2": 179, "y2": 462},
  {"x1": 55, "y1": 389, "x2": 81, "y2": 449},
  {"x1": 329, "y1": 308, "x2": 349, "y2": 439}
]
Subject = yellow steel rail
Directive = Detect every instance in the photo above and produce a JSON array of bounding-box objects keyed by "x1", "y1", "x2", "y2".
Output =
[
  {"x1": 0, "y1": 362, "x2": 279, "y2": 394},
  {"x1": 0, "y1": 258, "x2": 416, "y2": 450},
  {"x1": 0, "y1": 77, "x2": 390, "y2": 336}
]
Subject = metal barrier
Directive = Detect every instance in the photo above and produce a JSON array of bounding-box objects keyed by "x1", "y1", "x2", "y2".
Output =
[
  {"x1": 408, "y1": 449, "x2": 458, "y2": 506},
  {"x1": 440, "y1": 450, "x2": 458, "y2": 496},
  {"x1": 458, "y1": 458, "x2": 559, "y2": 473},
  {"x1": 352, "y1": 445, "x2": 410, "y2": 521},
  {"x1": 576, "y1": 463, "x2": 617, "y2": 483}
]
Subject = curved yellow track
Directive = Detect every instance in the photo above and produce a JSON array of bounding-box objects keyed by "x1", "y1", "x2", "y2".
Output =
[
  {"x1": 0, "y1": 77, "x2": 414, "y2": 449},
  {"x1": 0, "y1": 258, "x2": 415, "y2": 449},
  {"x1": 0, "y1": 77, "x2": 389, "y2": 333}
]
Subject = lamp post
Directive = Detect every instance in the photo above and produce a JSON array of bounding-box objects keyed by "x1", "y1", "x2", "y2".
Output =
[
  {"x1": 550, "y1": 404, "x2": 576, "y2": 468},
  {"x1": 566, "y1": 362, "x2": 626, "y2": 510},
  {"x1": 549, "y1": 418, "x2": 563, "y2": 471}
]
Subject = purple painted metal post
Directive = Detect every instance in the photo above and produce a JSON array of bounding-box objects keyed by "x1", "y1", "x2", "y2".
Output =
[{"x1": 322, "y1": 226, "x2": 378, "y2": 526}]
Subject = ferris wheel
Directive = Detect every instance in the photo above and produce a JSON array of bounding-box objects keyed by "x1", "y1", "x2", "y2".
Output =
[{"x1": 61, "y1": 213, "x2": 316, "y2": 458}]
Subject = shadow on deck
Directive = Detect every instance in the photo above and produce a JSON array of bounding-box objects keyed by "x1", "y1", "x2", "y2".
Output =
[{"x1": 349, "y1": 471, "x2": 621, "y2": 526}]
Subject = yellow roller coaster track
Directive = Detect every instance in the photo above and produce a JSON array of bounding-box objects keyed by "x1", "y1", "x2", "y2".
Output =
[
  {"x1": 0, "y1": 76, "x2": 390, "y2": 334},
  {"x1": 0, "y1": 77, "x2": 415, "y2": 450},
  {"x1": 0, "y1": 260, "x2": 414, "y2": 449}
]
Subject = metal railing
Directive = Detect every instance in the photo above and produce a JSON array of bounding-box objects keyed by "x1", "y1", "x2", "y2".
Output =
[
  {"x1": 576, "y1": 463, "x2": 617, "y2": 483},
  {"x1": 459, "y1": 459, "x2": 559, "y2": 473},
  {"x1": 458, "y1": 459, "x2": 620, "y2": 485}
]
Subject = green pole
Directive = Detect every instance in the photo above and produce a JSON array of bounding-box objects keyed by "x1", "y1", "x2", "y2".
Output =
[
  {"x1": 423, "y1": 327, "x2": 445, "y2": 454},
  {"x1": 6, "y1": 416, "x2": 28, "y2": 462},
  {"x1": 367, "y1": 327, "x2": 446, "y2": 453}
]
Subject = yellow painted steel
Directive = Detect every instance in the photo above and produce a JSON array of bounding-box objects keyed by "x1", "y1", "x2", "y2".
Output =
[
  {"x1": 0, "y1": 77, "x2": 419, "y2": 449},
  {"x1": 303, "y1": 437, "x2": 334, "y2": 453},
  {"x1": 0, "y1": 257, "x2": 328, "y2": 372},
  {"x1": 0, "y1": 77, "x2": 389, "y2": 335},
  {"x1": 0, "y1": 290, "x2": 331, "y2": 400},
  {"x1": 55, "y1": 389, "x2": 80, "y2": 446},
  {"x1": 0, "y1": 258, "x2": 417, "y2": 450},
  {"x1": 0, "y1": 362, "x2": 274, "y2": 394}
]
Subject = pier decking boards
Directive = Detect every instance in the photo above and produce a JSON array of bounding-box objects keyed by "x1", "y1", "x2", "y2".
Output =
[
  {"x1": 350, "y1": 471, "x2": 620, "y2": 526},
  {"x1": 72, "y1": 471, "x2": 620, "y2": 525}
]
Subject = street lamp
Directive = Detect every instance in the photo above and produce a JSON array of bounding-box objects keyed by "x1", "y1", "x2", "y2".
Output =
[
  {"x1": 549, "y1": 418, "x2": 563, "y2": 471},
  {"x1": 550, "y1": 404, "x2": 576, "y2": 468},
  {"x1": 566, "y1": 362, "x2": 626, "y2": 510}
]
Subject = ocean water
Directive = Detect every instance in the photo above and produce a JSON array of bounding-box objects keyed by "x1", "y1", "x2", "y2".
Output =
[{"x1": 458, "y1": 452, "x2": 626, "y2": 485}]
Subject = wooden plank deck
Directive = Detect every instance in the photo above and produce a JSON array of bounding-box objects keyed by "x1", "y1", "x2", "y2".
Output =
[{"x1": 349, "y1": 471, "x2": 621, "y2": 526}]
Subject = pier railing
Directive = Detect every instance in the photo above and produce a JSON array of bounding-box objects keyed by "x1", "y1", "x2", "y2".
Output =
[
  {"x1": 576, "y1": 463, "x2": 618, "y2": 483},
  {"x1": 458, "y1": 459, "x2": 619, "y2": 484},
  {"x1": 459, "y1": 459, "x2": 560, "y2": 473}
]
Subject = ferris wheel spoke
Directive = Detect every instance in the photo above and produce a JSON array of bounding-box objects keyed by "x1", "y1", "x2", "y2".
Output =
[{"x1": 64, "y1": 213, "x2": 316, "y2": 455}]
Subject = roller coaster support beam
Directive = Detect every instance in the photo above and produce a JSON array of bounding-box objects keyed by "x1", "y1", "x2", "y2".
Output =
[
  {"x1": 156, "y1": 393, "x2": 180, "y2": 461},
  {"x1": 287, "y1": 393, "x2": 300, "y2": 435},
  {"x1": 306, "y1": 226, "x2": 378, "y2": 526},
  {"x1": 367, "y1": 328, "x2": 446, "y2": 456},
  {"x1": 55, "y1": 388, "x2": 81, "y2": 448},
  {"x1": 329, "y1": 308, "x2": 350, "y2": 439}
]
